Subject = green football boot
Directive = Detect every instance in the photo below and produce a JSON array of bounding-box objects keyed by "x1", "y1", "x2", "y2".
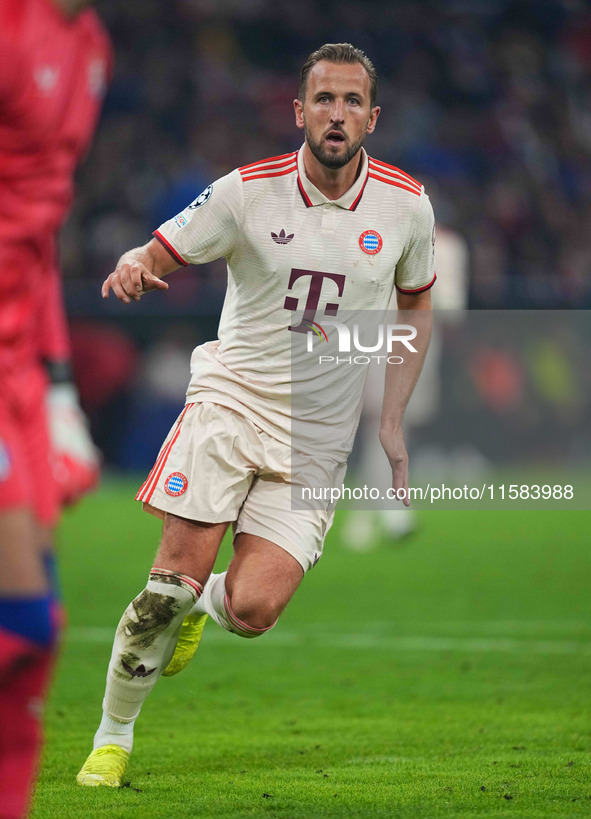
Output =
[
  {"x1": 162, "y1": 613, "x2": 208, "y2": 677},
  {"x1": 76, "y1": 744, "x2": 130, "y2": 787}
]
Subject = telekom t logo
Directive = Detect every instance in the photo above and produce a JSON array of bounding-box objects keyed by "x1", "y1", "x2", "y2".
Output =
[{"x1": 283, "y1": 269, "x2": 346, "y2": 333}]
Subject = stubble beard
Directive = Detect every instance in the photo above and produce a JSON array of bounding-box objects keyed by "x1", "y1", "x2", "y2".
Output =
[{"x1": 305, "y1": 125, "x2": 366, "y2": 170}]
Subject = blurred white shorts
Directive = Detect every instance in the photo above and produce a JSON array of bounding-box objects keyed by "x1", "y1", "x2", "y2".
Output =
[{"x1": 136, "y1": 401, "x2": 339, "y2": 573}]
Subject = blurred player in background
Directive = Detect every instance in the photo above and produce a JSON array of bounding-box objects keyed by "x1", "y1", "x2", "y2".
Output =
[
  {"x1": 0, "y1": 0, "x2": 111, "y2": 815},
  {"x1": 77, "y1": 43, "x2": 435, "y2": 788},
  {"x1": 345, "y1": 221, "x2": 469, "y2": 547}
]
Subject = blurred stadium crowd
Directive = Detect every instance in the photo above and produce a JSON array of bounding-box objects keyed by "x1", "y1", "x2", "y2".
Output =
[
  {"x1": 64, "y1": 0, "x2": 591, "y2": 308},
  {"x1": 60, "y1": 0, "x2": 591, "y2": 469}
]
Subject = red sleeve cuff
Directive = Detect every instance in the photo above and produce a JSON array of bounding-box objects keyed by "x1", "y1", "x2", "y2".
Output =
[
  {"x1": 395, "y1": 271, "x2": 436, "y2": 295},
  {"x1": 153, "y1": 231, "x2": 188, "y2": 267}
]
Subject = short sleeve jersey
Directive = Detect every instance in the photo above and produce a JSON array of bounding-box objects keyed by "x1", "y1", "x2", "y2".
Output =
[{"x1": 155, "y1": 146, "x2": 436, "y2": 457}]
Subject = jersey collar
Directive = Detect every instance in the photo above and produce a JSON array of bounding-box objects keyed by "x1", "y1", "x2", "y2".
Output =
[{"x1": 296, "y1": 145, "x2": 369, "y2": 211}]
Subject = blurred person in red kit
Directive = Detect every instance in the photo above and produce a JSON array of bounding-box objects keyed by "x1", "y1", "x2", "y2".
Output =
[{"x1": 0, "y1": 0, "x2": 111, "y2": 815}]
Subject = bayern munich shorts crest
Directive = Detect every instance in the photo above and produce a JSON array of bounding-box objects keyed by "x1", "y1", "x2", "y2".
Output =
[{"x1": 164, "y1": 472, "x2": 188, "y2": 496}]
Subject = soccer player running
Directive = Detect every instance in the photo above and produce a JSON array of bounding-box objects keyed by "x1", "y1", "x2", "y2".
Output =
[
  {"x1": 0, "y1": 1, "x2": 110, "y2": 816},
  {"x1": 77, "y1": 43, "x2": 436, "y2": 788}
]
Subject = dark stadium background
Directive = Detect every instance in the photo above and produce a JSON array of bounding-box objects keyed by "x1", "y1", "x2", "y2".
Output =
[{"x1": 61, "y1": 0, "x2": 591, "y2": 471}]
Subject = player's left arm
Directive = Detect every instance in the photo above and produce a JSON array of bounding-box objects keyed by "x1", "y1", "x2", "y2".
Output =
[
  {"x1": 379, "y1": 289, "x2": 432, "y2": 506},
  {"x1": 380, "y1": 187, "x2": 436, "y2": 506}
]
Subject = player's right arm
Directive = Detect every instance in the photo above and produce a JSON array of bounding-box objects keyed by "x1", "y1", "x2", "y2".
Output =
[
  {"x1": 104, "y1": 172, "x2": 243, "y2": 304},
  {"x1": 101, "y1": 238, "x2": 178, "y2": 303}
]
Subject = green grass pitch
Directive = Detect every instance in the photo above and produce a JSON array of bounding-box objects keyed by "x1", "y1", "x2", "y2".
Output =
[{"x1": 31, "y1": 479, "x2": 590, "y2": 817}]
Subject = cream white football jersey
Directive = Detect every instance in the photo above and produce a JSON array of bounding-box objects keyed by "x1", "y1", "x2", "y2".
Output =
[{"x1": 154, "y1": 145, "x2": 436, "y2": 458}]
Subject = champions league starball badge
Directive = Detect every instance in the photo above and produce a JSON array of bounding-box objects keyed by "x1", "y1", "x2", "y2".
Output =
[{"x1": 188, "y1": 185, "x2": 213, "y2": 209}]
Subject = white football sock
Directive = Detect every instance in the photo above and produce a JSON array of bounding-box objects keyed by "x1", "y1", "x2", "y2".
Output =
[
  {"x1": 93, "y1": 712, "x2": 134, "y2": 752},
  {"x1": 94, "y1": 568, "x2": 202, "y2": 751},
  {"x1": 189, "y1": 572, "x2": 227, "y2": 625}
]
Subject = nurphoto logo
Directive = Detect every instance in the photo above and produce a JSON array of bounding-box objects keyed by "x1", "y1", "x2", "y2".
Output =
[{"x1": 303, "y1": 320, "x2": 418, "y2": 365}]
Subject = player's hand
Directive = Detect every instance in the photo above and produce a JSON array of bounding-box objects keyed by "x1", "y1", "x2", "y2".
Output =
[
  {"x1": 101, "y1": 259, "x2": 169, "y2": 303},
  {"x1": 379, "y1": 425, "x2": 411, "y2": 507},
  {"x1": 47, "y1": 383, "x2": 101, "y2": 507}
]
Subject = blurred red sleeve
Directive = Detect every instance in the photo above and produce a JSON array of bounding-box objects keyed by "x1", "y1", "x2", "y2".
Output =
[{"x1": 35, "y1": 255, "x2": 71, "y2": 365}]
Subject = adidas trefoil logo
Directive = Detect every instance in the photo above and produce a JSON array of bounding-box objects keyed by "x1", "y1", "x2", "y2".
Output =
[
  {"x1": 122, "y1": 660, "x2": 157, "y2": 678},
  {"x1": 271, "y1": 229, "x2": 294, "y2": 245}
]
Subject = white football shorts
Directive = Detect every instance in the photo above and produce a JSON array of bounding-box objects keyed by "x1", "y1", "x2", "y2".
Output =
[{"x1": 135, "y1": 401, "x2": 342, "y2": 572}]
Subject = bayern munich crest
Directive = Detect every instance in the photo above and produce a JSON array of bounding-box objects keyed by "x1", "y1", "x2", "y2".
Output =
[
  {"x1": 359, "y1": 230, "x2": 383, "y2": 255},
  {"x1": 164, "y1": 472, "x2": 188, "y2": 496}
]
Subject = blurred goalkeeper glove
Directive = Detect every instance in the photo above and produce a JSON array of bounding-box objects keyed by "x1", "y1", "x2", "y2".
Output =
[{"x1": 46, "y1": 381, "x2": 101, "y2": 507}]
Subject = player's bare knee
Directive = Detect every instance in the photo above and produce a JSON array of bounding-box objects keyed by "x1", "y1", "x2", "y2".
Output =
[{"x1": 226, "y1": 593, "x2": 281, "y2": 634}]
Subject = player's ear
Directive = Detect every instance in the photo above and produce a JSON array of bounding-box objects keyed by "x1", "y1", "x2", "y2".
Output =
[
  {"x1": 366, "y1": 105, "x2": 381, "y2": 135},
  {"x1": 294, "y1": 99, "x2": 305, "y2": 130}
]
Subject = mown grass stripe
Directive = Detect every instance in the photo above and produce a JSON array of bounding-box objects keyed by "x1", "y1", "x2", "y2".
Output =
[{"x1": 66, "y1": 627, "x2": 591, "y2": 655}]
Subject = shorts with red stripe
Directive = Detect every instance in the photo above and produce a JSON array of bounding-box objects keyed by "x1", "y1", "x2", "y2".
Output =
[
  {"x1": 0, "y1": 361, "x2": 59, "y2": 526},
  {"x1": 136, "y1": 402, "x2": 340, "y2": 573}
]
